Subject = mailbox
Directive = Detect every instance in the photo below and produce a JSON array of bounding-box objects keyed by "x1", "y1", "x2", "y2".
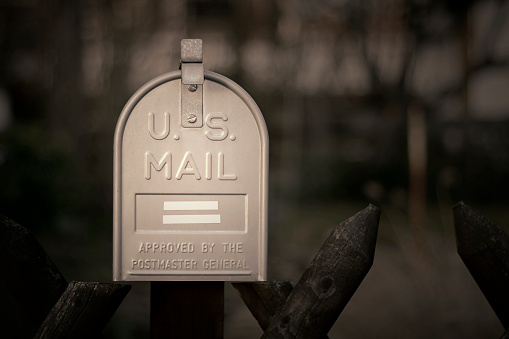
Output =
[{"x1": 113, "y1": 40, "x2": 268, "y2": 281}]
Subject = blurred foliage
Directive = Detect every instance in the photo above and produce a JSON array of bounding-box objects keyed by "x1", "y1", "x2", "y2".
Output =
[
  {"x1": 0, "y1": 0, "x2": 508, "y2": 237},
  {"x1": 0, "y1": 124, "x2": 69, "y2": 230}
]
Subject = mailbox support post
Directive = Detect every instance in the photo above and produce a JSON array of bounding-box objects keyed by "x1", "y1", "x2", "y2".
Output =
[{"x1": 151, "y1": 281, "x2": 224, "y2": 339}]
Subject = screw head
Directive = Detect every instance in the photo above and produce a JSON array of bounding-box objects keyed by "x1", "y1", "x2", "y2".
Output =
[
  {"x1": 188, "y1": 84, "x2": 198, "y2": 92},
  {"x1": 187, "y1": 114, "x2": 197, "y2": 123}
]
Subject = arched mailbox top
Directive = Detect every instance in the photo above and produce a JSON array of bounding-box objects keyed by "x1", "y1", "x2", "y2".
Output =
[{"x1": 114, "y1": 70, "x2": 268, "y2": 149}]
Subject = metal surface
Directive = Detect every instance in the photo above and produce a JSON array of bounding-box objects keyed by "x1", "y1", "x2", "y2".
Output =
[
  {"x1": 181, "y1": 39, "x2": 204, "y2": 128},
  {"x1": 181, "y1": 63, "x2": 204, "y2": 85},
  {"x1": 181, "y1": 82, "x2": 203, "y2": 128},
  {"x1": 113, "y1": 69, "x2": 268, "y2": 282},
  {"x1": 180, "y1": 39, "x2": 203, "y2": 63}
]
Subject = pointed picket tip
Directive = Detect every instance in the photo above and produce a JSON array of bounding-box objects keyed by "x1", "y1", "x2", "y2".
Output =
[
  {"x1": 453, "y1": 202, "x2": 509, "y2": 328},
  {"x1": 311, "y1": 204, "x2": 380, "y2": 274},
  {"x1": 453, "y1": 201, "x2": 509, "y2": 255},
  {"x1": 0, "y1": 214, "x2": 68, "y2": 336},
  {"x1": 261, "y1": 204, "x2": 381, "y2": 339},
  {"x1": 333, "y1": 204, "x2": 381, "y2": 258},
  {"x1": 453, "y1": 201, "x2": 480, "y2": 254}
]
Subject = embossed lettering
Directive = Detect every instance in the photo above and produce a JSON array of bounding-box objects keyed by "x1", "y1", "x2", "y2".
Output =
[
  {"x1": 218, "y1": 152, "x2": 237, "y2": 180},
  {"x1": 144, "y1": 152, "x2": 236, "y2": 180},
  {"x1": 145, "y1": 152, "x2": 171, "y2": 180},
  {"x1": 202, "y1": 243, "x2": 215, "y2": 253},
  {"x1": 222, "y1": 242, "x2": 243, "y2": 253},
  {"x1": 176, "y1": 152, "x2": 201, "y2": 180},
  {"x1": 132, "y1": 259, "x2": 197, "y2": 270},
  {"x1": 205, "y1": 113, "x2": 228, "y2": 141},
  {"x1": 148, "y1": 112, "x2": 170, "y2": 140},
  {"x1": 205, "y1": 152, "x2": 212, "y2": 180},
  {"x1": 203, "y1": 259, "x2": 248, "y2": 270},
  {"x1": 139, "y1": 242, "x2": 195, "y2": 253}
]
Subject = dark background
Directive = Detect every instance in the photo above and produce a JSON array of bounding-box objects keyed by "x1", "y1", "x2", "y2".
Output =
[{"x1": 1, "y1": 0, "x2": 509, "y2": 337}]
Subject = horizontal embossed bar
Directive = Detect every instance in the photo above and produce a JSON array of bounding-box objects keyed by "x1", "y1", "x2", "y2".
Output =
[
  {"x1": 163, "y1": 214, "x2": 221, "y2": 224},
  {"x1": 164, "y1": 201, "x2": 218, "y2": 211}
]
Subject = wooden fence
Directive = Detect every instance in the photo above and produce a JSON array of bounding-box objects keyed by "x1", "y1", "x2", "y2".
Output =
[
  {"x1": 0, "y1": 214, "x2": 130, "y2": 339},
  {"x1": 233, "y1": 204, "x2": 380, "y2": 338},
  {"x1": 453, "y1": 202, "x2": 509, "y2": 339},
  {"x1": 2, "y1": 202, "x2": 508, "y2": 338}
]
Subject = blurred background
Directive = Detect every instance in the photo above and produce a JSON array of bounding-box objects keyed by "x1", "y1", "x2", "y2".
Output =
[{"x1": 1, "y1": 0, "x2": 509, "y2": 337}]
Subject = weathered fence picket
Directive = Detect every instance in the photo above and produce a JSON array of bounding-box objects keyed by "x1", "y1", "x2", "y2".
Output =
[
  {"x1": 453, "y1": 202, "x2": 509, "y2": 337},
  {"x1": 262, "y1": 204, "x2": 379, "y2": 338},
  {"x1": 234, "y1": 204, "x2": 380, "y2": 339},
  {"x1": 453, "y1": 202, "x2": 509, "y2": 328},
  {"x1": 232, "y1": 281, "x2": 294, "y2": 331},
  {"x1": 0, "y1": 214, "x2": 130, "y2": 338},
  {"x1": 36, "y1": 281, "x2": 131, "y2": 339},
  {"x1": 0, "y1": 214, "x2": 68, "y2": 336}
]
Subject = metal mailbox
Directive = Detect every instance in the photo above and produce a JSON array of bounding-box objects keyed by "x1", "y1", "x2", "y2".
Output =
[{"x1": 113, "y1": 40, "x2": 268, "y2": 281}]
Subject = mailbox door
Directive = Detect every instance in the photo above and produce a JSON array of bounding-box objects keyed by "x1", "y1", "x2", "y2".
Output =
[{"x1": 114, "y1": 71, "x2": 268, "y2": 281}]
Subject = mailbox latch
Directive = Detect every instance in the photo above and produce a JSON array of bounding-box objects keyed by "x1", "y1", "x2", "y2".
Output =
[{"x1": 181, "y1": 39, "x2": 204, "y2": 128}]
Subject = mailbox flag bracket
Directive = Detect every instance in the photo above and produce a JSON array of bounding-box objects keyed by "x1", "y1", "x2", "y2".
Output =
[{"x1": 181, "y1": 39, "x2": 204, "y2": 128}]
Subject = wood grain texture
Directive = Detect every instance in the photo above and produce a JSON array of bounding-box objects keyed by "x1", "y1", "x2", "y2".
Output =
[
  {"x1": 262, "y1": 204, "x2": 380, "y2": 338},
  {"x1": 0, "y1": 214, "x2": 67, "y2": 335},
  {"x1": 454, "y1": 202, "x2": 509, "y2": 328},
  {"x1": 232, "y1": 281, "x2": 293, "y2": 330},
  {"x1": 35, "y1": 281, "x2": 131, "y2": 339}
]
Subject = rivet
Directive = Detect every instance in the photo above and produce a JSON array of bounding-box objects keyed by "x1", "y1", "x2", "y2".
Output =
[
  {"x1": 187, "y1": 114, "x2": 197, "y2": 123},
  {"x1": 188, "y1": 84, "x2": 198, "y2": 92}
]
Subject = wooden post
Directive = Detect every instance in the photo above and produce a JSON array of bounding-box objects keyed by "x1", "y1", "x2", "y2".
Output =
[
  {"x1": 261, "y1": 205, "x2": 380, "y2": 338},
  {"x1": 0, "y1": 214, "x2": 68, "y2": 336},
  {"x1": 151, "y1": 281, "x2": 224, "y2": 339},
  {"x1": 35, "y1": 281, "x2": 131, "y2": 338},
  {"x1": 454, "y1": 202, "x2": 509, "y2": 328}
]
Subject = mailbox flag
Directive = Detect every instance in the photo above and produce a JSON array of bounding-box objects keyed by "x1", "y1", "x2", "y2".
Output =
[{"x1": 163, "y1": 201, "x2": 221, "y2": 224}]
